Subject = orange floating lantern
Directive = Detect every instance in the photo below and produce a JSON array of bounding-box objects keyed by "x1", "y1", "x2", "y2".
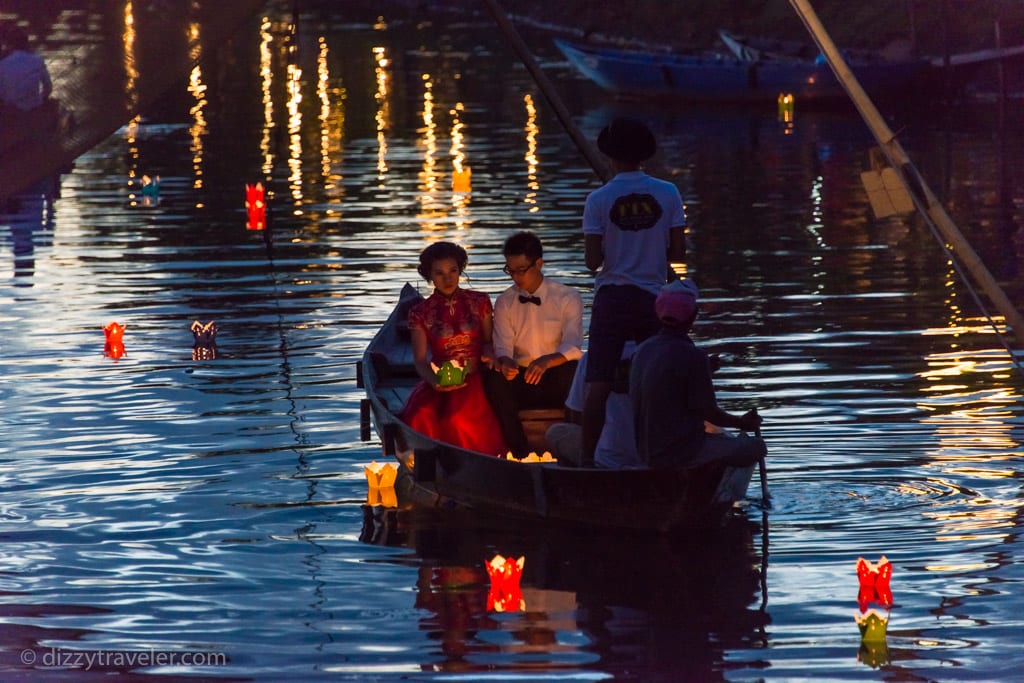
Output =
[
  {"x1": 452, "y1": 166, "x2": 472, "y2": 193},
  {"x1": 485, "y1": 554, "x2": 525, "y2": 612},
  {"x1": 856, "y1": 556, "x2": 893, "y2": 611},
  {"x1": 365, "y1": 460, "x2": 398, "y2": 508},
  {"x1": 103, "y1": 322, "x2": 126, "y2": 359},
  {"x1": 245, "y1": 182, "x2": 266, "y2": 230}
]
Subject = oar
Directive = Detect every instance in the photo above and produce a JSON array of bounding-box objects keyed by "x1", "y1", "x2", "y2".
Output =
[
  {"x1": 753, "y1": 409, "x2": 771, "y2": 507},
  {"x1": 481, "y1": 0, "x2": 610, "y2": 182}
]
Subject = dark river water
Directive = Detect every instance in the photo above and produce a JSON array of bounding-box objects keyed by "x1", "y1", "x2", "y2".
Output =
[{"x1": 2, "y1": 3, "x2": 1023, "y2": 681}]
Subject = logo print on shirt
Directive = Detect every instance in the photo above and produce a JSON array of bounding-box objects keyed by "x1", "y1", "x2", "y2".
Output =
[{"x1": 609, "y1": 193, "x2": 663, "y2": 232}]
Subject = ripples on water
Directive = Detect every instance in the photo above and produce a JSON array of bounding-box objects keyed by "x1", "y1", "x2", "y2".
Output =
[{"x1": 1, "y1": 3, "x2": 1023, "y2": 680}]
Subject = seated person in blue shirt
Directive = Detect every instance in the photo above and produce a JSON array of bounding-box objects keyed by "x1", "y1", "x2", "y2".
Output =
[{"x1": 630, "y1": 279, "x2": 765, "y2": 469}]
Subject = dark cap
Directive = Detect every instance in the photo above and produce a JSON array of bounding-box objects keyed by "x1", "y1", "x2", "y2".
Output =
[{"x1": 596, "y1": 117, "x2": 656, "y2": 163}]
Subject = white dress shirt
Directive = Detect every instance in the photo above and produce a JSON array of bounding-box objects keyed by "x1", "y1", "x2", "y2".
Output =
[{"x1": 492, "y1": 277, "x2": 583, "y2": 367}]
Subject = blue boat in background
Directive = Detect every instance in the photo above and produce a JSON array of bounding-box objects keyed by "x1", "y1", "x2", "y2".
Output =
[{"x1": 554, "y1": 34, "x2": 1024, "y2": 104}]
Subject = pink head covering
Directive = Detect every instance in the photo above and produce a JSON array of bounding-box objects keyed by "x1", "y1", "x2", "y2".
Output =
[{"x1": 655, "y1": 278, "x2": 699, "y2": 324}]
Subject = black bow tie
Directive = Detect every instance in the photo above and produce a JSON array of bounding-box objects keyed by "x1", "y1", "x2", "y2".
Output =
[{"x1": 518, "y1": 294, "x2": 541, "y2": 306}]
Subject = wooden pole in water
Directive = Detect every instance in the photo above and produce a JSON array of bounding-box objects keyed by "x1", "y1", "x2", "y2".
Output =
[
  {"x1": 480, "y1": 0, "x2": 611, "y2": 182},
  {"x1": 788, "y1": 0, "x2": 1024, "y2": 349}
]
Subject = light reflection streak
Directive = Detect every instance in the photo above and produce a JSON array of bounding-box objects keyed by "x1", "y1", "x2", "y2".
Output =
[
  {"x1": 373, "y1": 46, "x2": 390, "y2": 181},
  {"x1": 806, "y1": 175, "x2": 825, "y2": 295},
  {"x1": 122, "y1": 1, "x2": 138, "y2": 114},
  {"x1": 449, "y1": 102, "x2": 470, "y2": 226},
  {"x1": 317, "y1": 36, "x2": 331, "y2": 183},
  {"x1": 187, "y1": 22, "x2": 207, "y2": 198},
  {"x1": 123, "y1": 1, "x2": 141, "y2": 204},
  {"x1": 287, "y1": 61, "x2": 303, "y2": 210},
  {"x1": 259, "y1": 17, "x2": 275, "y2": 178},
  {"x1": 914, "y1": 265, "x2": 1023, "y2": 551},
  {"x1": 417, "y1": 73, "x2": 443, "y2": 223},
  {"x1": 523, "y1": 94, "x2": 539, "y2": 212}
]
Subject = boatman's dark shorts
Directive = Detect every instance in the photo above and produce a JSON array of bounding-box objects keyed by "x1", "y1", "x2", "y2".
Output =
[{"x1": 585, "y1": 284, "x2": 659, "y2": 383}]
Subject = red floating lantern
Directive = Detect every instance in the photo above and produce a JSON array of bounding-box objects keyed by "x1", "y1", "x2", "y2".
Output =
[
  {"x1": 856, "y1": 556, "x2": 893, "y2": 611},
  {"x1": 245, "y1": 182, "x2": 266, "y2": 230},
  {"x1": 485, "y1": 554, "x2": 525, "y2": 613},
  {"x1": 103, "y1": 322, "x2": 126, "y2": 359}
]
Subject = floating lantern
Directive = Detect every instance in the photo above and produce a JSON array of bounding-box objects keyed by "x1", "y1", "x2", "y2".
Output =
[
  {"x1": 452, "y1": 166, "x2": 472, "y2": 193},
  {"x1": 504, "y1": 451, "x2": 556, "y2": 463},
  {"x1": 857, "y1": 637, "x2": 890, "y2": 669},
  {"x1": 856, "y1": 556, "x2": 893, "y2": 611},
  {"x1": 485, "y1": 554, "x2": 525, "y2": 613},
  {"x1": 191, "y1": 320, "x2": 218, "y2": 360},
  {"x1": 140, "y1": 174, "x2": 160, "y2": 205},
  {"x1": 103, "y1": 322, "x2": 126, "y2": 359},
  {"x1": 190, "y1": 320, "x2": 218, "y2": 346},
  {"x1": 245, "y1": 182, "x2": 266, "y2": 230},
  {"x1": 854, "y1": 609, "x2": 889, "y2": 643},
  {"x1": 365, "y1": 460, "x2": 398, "y2": 508},
  {"x1": 367, "y1": 485, "x2": 398, "y2": 508},
  {"x1": 365, "y1": 460, "x2": 398, "y2": 489},
  {"x1": 431, "y1": 359, "x2": 465, "y2": 386},
  {"x1": 777, "y1": 93, "x2": 794, "y2": 123}
]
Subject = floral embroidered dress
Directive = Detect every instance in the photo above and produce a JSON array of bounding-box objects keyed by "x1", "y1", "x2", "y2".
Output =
[{"x1": 401, "y1": 288, "x2": 508, "y2": 456}]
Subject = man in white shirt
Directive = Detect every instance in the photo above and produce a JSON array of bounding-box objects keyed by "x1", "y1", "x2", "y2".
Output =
[{"x1": 483, "y1": 231, "x2": 583, "y2": 458}]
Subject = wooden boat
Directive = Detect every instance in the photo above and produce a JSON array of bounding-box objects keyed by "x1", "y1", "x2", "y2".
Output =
[
  {"x1": 554, "y1": 36, "x2": 961, "y2": 103},
  {"x1": 358, "y1": 283, "x2": 766, "y2": 534}
]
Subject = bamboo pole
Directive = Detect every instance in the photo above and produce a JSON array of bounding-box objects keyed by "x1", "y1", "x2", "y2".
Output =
[
  {"x1": 480, "y1": 0, "x2": 610, "y2": 182},
  {"x1": 788, "y1": 0, "x2": 1024, "y2": 348}
]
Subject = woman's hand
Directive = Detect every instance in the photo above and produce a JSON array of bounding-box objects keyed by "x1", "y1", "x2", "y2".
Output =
[{"x1": 431, "y1": 378, "x2": 466, "y2": 392}]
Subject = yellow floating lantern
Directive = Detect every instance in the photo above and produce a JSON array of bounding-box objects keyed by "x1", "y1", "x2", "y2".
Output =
[
  {"x1": 364, "y1": 460, "x2": 398, "y2": 508},
  {"x1": 854, "y1": 609, "x2": 889, "y2": 643},
  {"x1": 364, "y1": 460, "x2": 398, "y2": 489},
  {"x1": 504, "y1": 451, "x2": 557, "y2": 463},
  {"x1": 777, "y1": 93, "x2": 794, "y2": 122}
]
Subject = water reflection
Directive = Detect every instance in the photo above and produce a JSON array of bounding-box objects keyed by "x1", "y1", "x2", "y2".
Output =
[
  {"x1": 0, "y1": 178, "x2": 56, "y2": 284},
  {"x1": 361, "y1": 506, "x2": 769, "y2": 676},
  {"x1": 1, "y1": 2, "x2": 1023, "y2": 679}
]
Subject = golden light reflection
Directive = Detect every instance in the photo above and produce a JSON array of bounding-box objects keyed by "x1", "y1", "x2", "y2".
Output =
[
  {"x1": 187, "y1": 21, "x2": 207, "y2": 199},
  {"x1": 317, "y1": 36, "x2": 332, "y2": 182},
  {"x1": 287, "y1": 61, "x2": 304, "y2": 210},
  {"x1": 259, "y1": 17, "x2": 275, "y2": 178},
  {"x1": 417, "y1": 73, "x2": 444, "y2": 221},
  {"x1": 123, "y1": 1, "x2": 141, "y2": 204},
  {"x1": 449, "y1": 102, "x2": 471, "y2": 226},
  {"x1": 777, "y1": 93, "x2": 795, "y2": 134},
  {"x1": 123, "y1": 1, "x2": 138, "y2": 113},
  {"x1": 524, "y1": 94, "x2": 539, "y2": 212},
  {"x1": 373, "y1": 46, "x2": 390, "y2": 180},
  {"x1": 914, "y1": 265, "x2": 1023, "y2": 548}
]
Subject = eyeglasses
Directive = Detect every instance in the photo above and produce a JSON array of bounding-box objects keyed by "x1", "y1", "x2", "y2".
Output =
[{"x1": 502, "y1": 259, "x2": 538, "y2": 277}]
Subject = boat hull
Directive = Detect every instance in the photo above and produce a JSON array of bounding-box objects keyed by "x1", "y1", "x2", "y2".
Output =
[
  {"x1": 360, "y1": 283, "x2": 761, "y2": 533},
  {"x1": 555, "y1": 38, "x2": 932, "y2": 103}
]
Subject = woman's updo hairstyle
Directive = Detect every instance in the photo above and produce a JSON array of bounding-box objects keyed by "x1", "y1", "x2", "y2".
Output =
[{"x1": 417, "y1": 241, "x2": 468, "y2": 281}]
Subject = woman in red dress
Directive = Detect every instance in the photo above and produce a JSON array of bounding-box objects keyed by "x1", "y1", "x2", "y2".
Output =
[{"x1": 401, "y1": 242, "x2": 509, "y2": 456}]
